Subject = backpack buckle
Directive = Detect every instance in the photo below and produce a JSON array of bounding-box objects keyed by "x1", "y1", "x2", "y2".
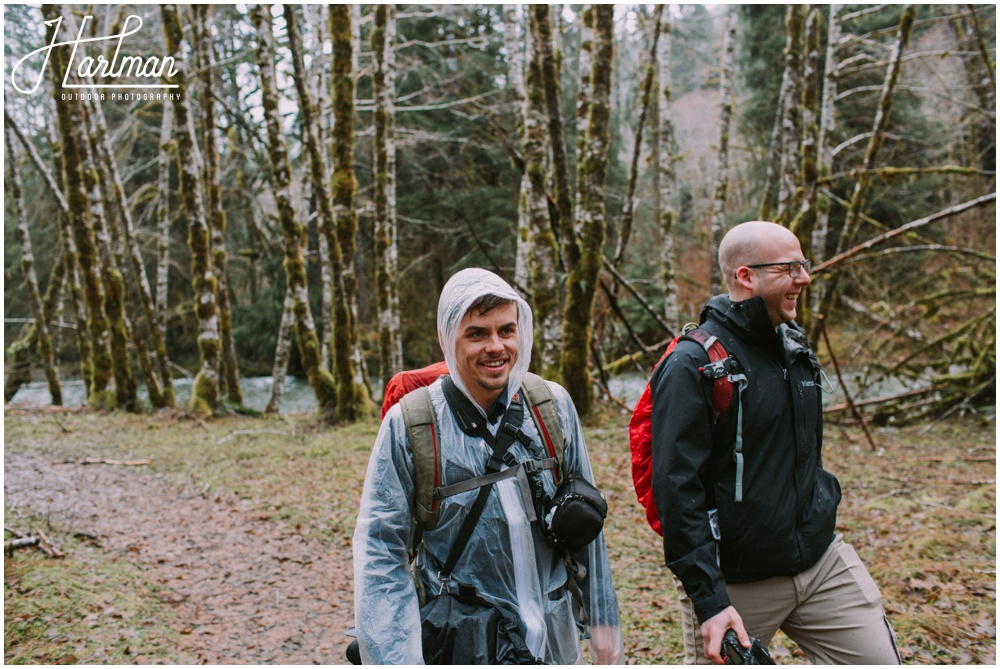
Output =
[{"x1": 699, "y1": 356, "x2": 737, "y2": 380}]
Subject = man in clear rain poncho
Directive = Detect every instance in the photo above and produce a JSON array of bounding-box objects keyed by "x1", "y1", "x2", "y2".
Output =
[{"x1": 353, "y1": 268, "x2": 625, "y2": 664}]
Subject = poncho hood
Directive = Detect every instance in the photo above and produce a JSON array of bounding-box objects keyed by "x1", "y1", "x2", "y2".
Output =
[{"x1": 437, "y1": 268, "x2": 533, "y2": 412}]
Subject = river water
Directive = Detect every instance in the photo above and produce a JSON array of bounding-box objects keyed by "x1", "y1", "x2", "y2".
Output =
[{"x1": 5, "y1": 371, "x2": 908, "y2": 414}]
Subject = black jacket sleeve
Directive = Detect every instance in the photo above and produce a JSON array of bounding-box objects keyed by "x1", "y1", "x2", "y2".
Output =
[{"x1": 649, "y1": 340, "x2": 731, "y2": 623}]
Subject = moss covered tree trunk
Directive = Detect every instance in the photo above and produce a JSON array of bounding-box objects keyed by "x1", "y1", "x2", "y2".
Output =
[
  {"x1": 156, "y1": 99, "x2": 173, "y2": 321},
  {"x1": 790, "y1": 10, "x2": 821, "y2": 263},
  {"x1": 5, "y1": 128, "x2": 62, "y2": 406},
  {"x1": 329, "y1": 4, "x2": 376, "y2": 421},
  {"x1": 162, "y1": 3, "x2": 221, "y2": 415},
  {"x1": 195, "y1": 4, "x2": 241, "y2": 406},
  {"x1": 252, "y1": 4, "x2": 338, "y2": 424},
  {"x1": 774, "y1": 5, "x2": 805, "y2": 227},
  {"x1": 559, "y1": 5, "x2": 614, "y2": 419},
  {"x1": 813, "y1": 3, "x2": 843, "y2": 266},
  {"x1": 524, "y1": 7, "x2": 561, "y2": 379},
  {"x1": 532, "y1": 4, "x2": 576, "y2": 269},
  {"x1": 4, "y1": 113, "x2": 86, "y2": 402},
  {"x1": 656, "y1": 10, "x2": 680, "y2": 332},
  {"x1": 708, "y1": 6, "x2": 737, "y2": 295},
  {"x1": 814, "y1": 5, "x2": 915, "y2": 330},
  {"x1": 371, "y1": 4, "x2": 404, "y2": 388},
  {"x1": 84, "y1": 69, "x2": 175, "y2": 409},
  {"x1": 504, "y1": 4, "x2": 531, "y2": 294},
  {"x1": 45, "y1": 5, "x2": 115, "y2": 407},
  {"x1": 266, "y1": 288, "x2": 296, "y2": 414}
]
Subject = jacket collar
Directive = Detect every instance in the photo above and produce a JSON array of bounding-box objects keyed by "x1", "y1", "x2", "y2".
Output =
[{"x1": 701, "y1": 294, "x2": 781, "y2": 346}]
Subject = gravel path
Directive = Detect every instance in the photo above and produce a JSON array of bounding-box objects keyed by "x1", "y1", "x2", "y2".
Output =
[{"x1": 4, "y1": 452, "x2": 355, "y2": 664}]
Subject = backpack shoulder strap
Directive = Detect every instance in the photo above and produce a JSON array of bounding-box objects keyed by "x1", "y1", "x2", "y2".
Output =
[
  {"x1": 680, "y1": 327, "x2": 736, "y2": 418},
  {"x1": 520, "y1": 372, "x2": 565, "y2": 483},
  {"x1": 399, "y1": 386, "x2": 441, "y2": 537}
]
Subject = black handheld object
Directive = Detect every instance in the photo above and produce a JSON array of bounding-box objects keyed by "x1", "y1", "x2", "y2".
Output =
[{"x1": 721, "y1": 629, "x2": 776, "y2": 665}]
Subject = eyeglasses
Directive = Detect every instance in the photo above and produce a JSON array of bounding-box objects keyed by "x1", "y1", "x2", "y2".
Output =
[{"x1": 745, "y1": 259, "x2": 812, "y2": 278}]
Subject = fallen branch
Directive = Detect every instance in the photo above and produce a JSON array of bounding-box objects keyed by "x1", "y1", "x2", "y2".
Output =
[
  {"x1": 216, "y1": 429, "x2": 290, "y2": 445},
  {"x1": 820, "y1": 315, "x2": 877, "y2": 451},
  {"x1": 824, "y1": 384, "x2": 942, "y2": 413},
  {"x1": 910, "y1": 455, "x2": 995, "y2": 462},
  {"x1": 36, "y1": 527, "x2": 64, "y2": 558},
  {"x1": 5, "y1": 536, "x2": 39, "y2": 555},
  {"x1": 54, "y1": 458, "x2": 151, "y2": 466}
]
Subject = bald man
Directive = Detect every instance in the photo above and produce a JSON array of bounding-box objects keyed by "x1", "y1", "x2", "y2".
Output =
[{"x1": 649, "y1": 222, "x2": 899, "y2": 664}]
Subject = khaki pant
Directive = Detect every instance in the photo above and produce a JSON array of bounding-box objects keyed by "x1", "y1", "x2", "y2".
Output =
[{"x1": 678, "y1": 535, "x2": 900, "y2": 664}]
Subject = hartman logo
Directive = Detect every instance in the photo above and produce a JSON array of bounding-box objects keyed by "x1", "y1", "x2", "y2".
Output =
[{"x1": 10, "y1": 14, "x2": 180, "y2": 97}]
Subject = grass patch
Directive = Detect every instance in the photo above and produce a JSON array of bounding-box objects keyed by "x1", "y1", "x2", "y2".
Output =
[
  {"x1": 4, "y1": 509, "x2": 191, "y2": 664},
  {"x1": 4, "y1": 405, "x2": 995, "y2": 664}
]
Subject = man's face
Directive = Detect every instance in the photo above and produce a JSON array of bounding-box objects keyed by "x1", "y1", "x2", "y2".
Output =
[
  {"x1": 745, "y1": 235, "x2": 812, "y2": 327},
  {"x1": 454, "y1": 301, "x2": 520, "y2": 410}
]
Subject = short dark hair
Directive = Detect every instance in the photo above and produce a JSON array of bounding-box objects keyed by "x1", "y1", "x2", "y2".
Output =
[{"x1": 467, "y1": 294, "x2": 515, "y2": 317}]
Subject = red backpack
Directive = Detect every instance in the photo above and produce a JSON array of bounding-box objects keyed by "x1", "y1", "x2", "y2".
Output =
[{"x1": 629, "y1": 326, "x2": 746, "y2": 536}]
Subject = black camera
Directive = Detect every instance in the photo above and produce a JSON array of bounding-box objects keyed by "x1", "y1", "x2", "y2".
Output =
[{"x1": 721, "y1": 629, "x2": 775, "y2": 665}]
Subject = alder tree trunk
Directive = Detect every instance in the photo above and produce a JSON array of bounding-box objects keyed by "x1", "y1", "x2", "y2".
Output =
[
  {"x1": 524, "y1": 7, "x2": 561, "y2": 379},
  {"x1": 156, "y1": 98, "x2": 173, "y2": 322},
  {"x1": 195, "y1": 5, "x2": 242, "y2": 406},
  {"x1": 45, "y1": 6, "x2": 116, "y2": 407},
  {"x1": 813, "y1": 3, "x2": 843, "y2": 266},
  {"x1": 775, "y1": 5, "x2": 806, "y2": 226},
  {"x1": 560, "y1": 4, "x2": 614, "y2": 419},
  {"x1": 371, "y1": 4, "x2": 404, "y2": 387},
  {"x1": 266, "y1": 288, "x2": 296, "y2": 415},
  {"x1": 533, "y1": 4, "x2": 575, "y2": 267},
  {"x1": 85, "y1": 62, "x2": 175, "y2": 408},
  {"x1": 614, "y1": 5, "x2": 664, "y2": 269},
  {"x1": 329, "y1": 4, "x2": 376, "y2": 421},
  {"x1": 162, "y1": 3, "x2": 221, "y2": 416},
  {"x1": 656, "y1": 8, "x2": 680, "y2": 331},
  {"x1": 253, "y1": 4, "x2": 338, "y2": 424},
  {"x1": 708, "y1": 7, "x2": 738, "y2": 295},
  {"x1": 814, "y1": 5, "x2": 916, "y2": 331},
  {"x1": 5, "y1": 129, "x2": 62, "y2": 406}
]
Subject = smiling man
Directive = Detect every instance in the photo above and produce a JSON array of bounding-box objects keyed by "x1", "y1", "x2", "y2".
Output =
[
  {"x1": 649, "y1": 222, "x2": 900, "y2": 664},
  {"x1": 353, "y1": 268, "x2": 624, "y2": 664}
]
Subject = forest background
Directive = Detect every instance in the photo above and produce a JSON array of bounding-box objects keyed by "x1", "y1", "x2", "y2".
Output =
[
  {"x1": 2, "y1": 2, "x2": 996, "y2": 663},
  {"x1": 3, "y1": 3, "x2": 995, "y2": 421}
]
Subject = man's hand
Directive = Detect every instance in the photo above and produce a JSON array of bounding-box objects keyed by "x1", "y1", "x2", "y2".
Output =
[
  {"x1": 700, "y1": 606, "x2": 749, "y2": 664},
  {"x1": 589, "y1": 625, "x2": 625, "y2": 664}
]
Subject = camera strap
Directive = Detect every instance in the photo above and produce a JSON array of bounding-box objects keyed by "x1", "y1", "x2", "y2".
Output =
[{"x1": 437, "y1": 376, "x2": 526, "y2": 582}]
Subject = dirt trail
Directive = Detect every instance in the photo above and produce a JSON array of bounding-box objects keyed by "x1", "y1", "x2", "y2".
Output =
[{"x1": 4, "y1": 452, "x2": 355, "y2": 664}]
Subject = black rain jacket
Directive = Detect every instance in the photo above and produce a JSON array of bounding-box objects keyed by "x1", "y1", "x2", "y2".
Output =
[{"x1": 650, "y1": 295, "x2": 841, "y2": 624}]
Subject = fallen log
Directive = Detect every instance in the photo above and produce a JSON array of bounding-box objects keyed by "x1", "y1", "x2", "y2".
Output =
[{"x1": 5, "y1": 536, "x2": 39, "y2": 555}]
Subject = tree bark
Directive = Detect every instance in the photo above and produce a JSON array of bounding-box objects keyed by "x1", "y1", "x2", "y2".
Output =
[
  {"x1": 195, "y1": 4, "x2": 242, "y2": 405},
  {"x1": 790, "y1": 9, "x2": 822, "y2": 260},
  {"x1": 266, "y1": 288, "x2": 296, "y2": 414},
  {"x1": 560, "y1": 4, "x2": 614, "y2": 419},
  {"x1": 533, "y1": 4, "x2": 575, "y2": 267},
  {"x1": 524, "y1": 6, "x2": 561, "y2": 378},
  {"x1": 83, "y1": 63, "x2": 175, "y2": 408},
  {"x1": 656, "y1": 8, "x2": 680, "y2": 331},
  {"x1": 813, "y1": 3, "x2": 844, "y2": 265},
  {"x1": 156, "y1": 98, "x2": 174, "y2": 322},
  {"x1": 613, "y1": 6, "x2": 664, "y2": 269},
  {"x1": 45, "y1": 5, "x2": 115, "y2": 407},
  {"x1": 162, "y1": 3, "x2": 221, "y2": 415},
  {"x1": 505, "y1": 4, "x2": 532, "y2": 294},
  {"x1": 814, "y1": 5, "x2": 916, "y2": 330},
  {"x1": 329, "y1": 4, "x2": 376, "y2": 420},
  {"x1": 708, "y1": 7, "x2": 738, "y2": 294},
  {"x1": 775, "y1": 5, "x2": 806, "y2": 226},
  {"x1": 371, "y1": 4, "x2": 404, "y2": 388},
  {"x1": 253, "y1": 4, "x2": 338, "y2": 424},
  {"x1": 5, "y1": 128, "x2": 62, "y2": 406}
]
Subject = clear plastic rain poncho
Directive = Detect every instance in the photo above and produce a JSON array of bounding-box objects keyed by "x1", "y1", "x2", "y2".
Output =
[{"x1": 353, "y1": 268, "x2": 624, "y2": 664}]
